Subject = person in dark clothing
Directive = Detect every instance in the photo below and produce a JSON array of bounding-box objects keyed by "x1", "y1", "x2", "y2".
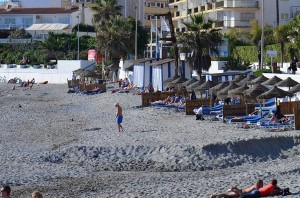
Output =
[{"x1": 190, "y1": 90, "x2": 196, "y2": 100}]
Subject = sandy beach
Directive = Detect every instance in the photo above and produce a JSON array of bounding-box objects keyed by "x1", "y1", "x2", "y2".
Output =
[{"x1": 0, "y1": 83, "x2": 299, "y2": 197}]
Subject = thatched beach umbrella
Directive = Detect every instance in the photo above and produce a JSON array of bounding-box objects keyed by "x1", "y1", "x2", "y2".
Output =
[
  {"x1": 288, "y1": 83, "x2": 300, "y2": 94},
  {"x1": 243, "y1": 83, "x2": 269, "y2": 100},
  {"x1": 275, "y1": 77, "x2": 298, "y2": 89},
  {"x1": 228, "y1": 84, "x2": 249, "y2": 97},
  {"x1": 217, "y1": 82, "x2": 240, "y2": 100},
  {"x1": 247, "y1": 75, "x2": 269, "y2": 85},
  {"x1": 262, "y1": 76, "x2": 282, "y2": 86},
  {"x1": 164, "y1": 74, "x2": 180, "y2": 83},
  {"x1": 257, "y1": 86, "x2": 294, "y2": 100},
  {"x1": 209, "y1": 81, "x2": 230, "y2": 94},
  {"x1": 187, "y1": 79, "x2": 205, "y2": 90},
  {"x1": 232, "y1": 75, "x2": 246, "y2": 83},
  {"x1": 238, "y1": 75, "x2": 256, "y2": 85},
  {"x1": 195, "y1": 80, "x2": 217, "y2": 92},
  {"x1": 170, "y1": 76, "x2": 188, "y2": 85},
  {"x1": 181, "y1": 77, "x2": 198, "y2": 87}
]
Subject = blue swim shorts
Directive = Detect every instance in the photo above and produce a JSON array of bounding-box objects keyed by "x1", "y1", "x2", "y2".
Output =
[{"x1": 116, "y1": 116, "x2": 123, "y2": 124}]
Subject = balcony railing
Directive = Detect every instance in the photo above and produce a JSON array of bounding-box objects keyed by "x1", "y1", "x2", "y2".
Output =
[
  {"x1": 214, "y1": 20, "x2": 252, "y2": 28},
  {"x1": 0, "y1": 24, "x2": 32, "y2": 30},
  {"x1": 200, "y1": 6, "x2": 205, "y2": 11},
  {"x1": 223, "y1": 0, "x2": 258, "y2": 8}
]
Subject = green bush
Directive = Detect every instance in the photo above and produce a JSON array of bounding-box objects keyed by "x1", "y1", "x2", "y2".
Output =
[{"x1": 254, "y1": 69, "x2": 272, "y2": 77}]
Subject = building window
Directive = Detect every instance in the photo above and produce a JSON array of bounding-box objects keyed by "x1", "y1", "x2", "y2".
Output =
[
  {"x1": 41, "y1": 17, "x2": 53, "y2": 23},
  {"x1": 240, "y1": 13, "x2": 255, "y2": 21},
  {"x1": 150, "y1": 2, "x2": 155, "y2": 7},
  {"x1": 194, "y1": 7, "x2": 199, "y2": 13},
  {"x1": 5, "y1": 18, "x2": 15, "y2": 24},
  {"x1": 59, "y1": 17, "x2": 70, "y2": 24},
  {"x1": 281, "y1": 13, "x2": 289, "y2": 20},
  {"x1": 22, "y1": 18, "x2": 33, "y2": 25}
]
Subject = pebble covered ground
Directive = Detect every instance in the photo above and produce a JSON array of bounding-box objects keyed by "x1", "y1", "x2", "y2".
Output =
[{"x1": 0, "y1": 83, "x2": 299, "y2": 197}]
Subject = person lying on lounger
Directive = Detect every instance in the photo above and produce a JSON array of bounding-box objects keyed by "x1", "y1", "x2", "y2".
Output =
[
  {"x1": 151, "y1": 96, "x2": 174, "y2": 105},
  {"x1": 210, "y1": 179, "x2": 263, "y2": 198}
]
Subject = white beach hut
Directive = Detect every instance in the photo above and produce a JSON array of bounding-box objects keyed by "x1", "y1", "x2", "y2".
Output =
[
  {"x1": 151, "y1": 59, "x2": 175, "y2": 91},
  {"x1": 133, "y1": 58, "x2": 157, "y2": 88}
]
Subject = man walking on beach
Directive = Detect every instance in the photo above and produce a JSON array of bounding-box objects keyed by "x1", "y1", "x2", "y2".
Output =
[{"x1": 115, "y1": 103, "x2": 124, "y2": 132}]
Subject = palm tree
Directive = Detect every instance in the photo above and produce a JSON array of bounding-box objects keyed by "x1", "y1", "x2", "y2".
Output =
[
  {"x1": 177, "y1": 13, "x2": 223, "y2": 80},
  {"x1": 91, "y1": 0, "x2": 123, "y2": 24},
  {"x1": 274, "y1": 24, "x2": 290, "y2": 67},
  {"x1": 96, "y1": 15, "x2": 133, "y2": 81}
]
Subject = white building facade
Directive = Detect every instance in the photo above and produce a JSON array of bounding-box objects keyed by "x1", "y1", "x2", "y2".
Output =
[{"x1": 170, "y1": 0, "x2": 300, "y2": 32}]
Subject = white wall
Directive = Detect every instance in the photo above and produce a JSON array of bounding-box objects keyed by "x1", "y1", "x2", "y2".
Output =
[
  {"x1": 0, "y1": 60, "x2": 95, "y2": 84},
  {"x1": 19, "y1": 0, "x2": 62, "y2": 8}
]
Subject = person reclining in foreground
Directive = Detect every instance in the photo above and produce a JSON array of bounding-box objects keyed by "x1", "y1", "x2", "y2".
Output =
[
  {"x1": 210, "y1": 179, "x2": 263, "y2": 198},
  {"x1": 241, "y1": 179, "x2": 281, "y2": 198}
]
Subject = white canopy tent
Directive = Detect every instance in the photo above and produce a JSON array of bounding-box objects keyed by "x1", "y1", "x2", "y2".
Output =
[{"x1": 26, "y1": 23, "x2": 71, "y2": 40}]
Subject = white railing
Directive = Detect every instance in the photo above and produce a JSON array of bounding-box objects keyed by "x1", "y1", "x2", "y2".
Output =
[
  {"x1": 0, "y1": 24, "x2": 32, "y2": 30},
  {"x1": 224, "y1": 0, "x2": 258, "y2": 8}
]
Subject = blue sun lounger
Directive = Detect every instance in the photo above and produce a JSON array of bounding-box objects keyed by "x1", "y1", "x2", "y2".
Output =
[{"x1": 258, "y1": 120, "x2": 295, "y2": 131}]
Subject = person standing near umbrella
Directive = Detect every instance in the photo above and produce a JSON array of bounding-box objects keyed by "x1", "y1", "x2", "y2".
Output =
[{"x1": 290, "y1": 57, "x2": 298, "y2": 74}]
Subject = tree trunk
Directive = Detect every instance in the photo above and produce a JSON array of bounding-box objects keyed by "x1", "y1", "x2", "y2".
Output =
[{"x1": 280, "y1": 42, "x2": 284, "y2": 68}]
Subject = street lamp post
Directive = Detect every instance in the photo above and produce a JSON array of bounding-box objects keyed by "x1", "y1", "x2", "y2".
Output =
[
  {"x1": 260, "y1": 0, "x2": 264, "y2": 69},
  {"x1": 135, "y1": 2, "x2": 138, "y2": 60},
  {"x1": 77, "y1": 14, "x2": 80, "y2": 60}
]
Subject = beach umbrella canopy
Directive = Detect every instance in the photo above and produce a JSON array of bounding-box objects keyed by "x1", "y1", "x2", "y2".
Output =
[
  {"x1": 217, "y1": 82, "x2": 240, "y2": 99},
  {"x1": 243, "y1": 83, "x2": 269, "y2": 99},
  {"x1": 187, "y1": 79, "x2": 205, "y2": 90},
  {"x1": 209, "y1": 81, "x2": 230, "y2": 94},
  {"x1": 195, "y1": 80, "x2": 217, "y2": 92},
  {"x1": 170, "y1": 76, "x2": 188, "y2": 85},
  {"x1": 181, "y1": 77, "x2": 198, "y2": 87},
  {"x1": 262, "y1": 76, "x2": 282, "y2": 86},
  {"x1": 247, "y1": 75, "x2": 269, "y2": 85},
  {"x1": 228, "y1": 84, "x2": 249, "y2": 97},
  {"x1": 238, "y1": 75, "x2": 256, "y2": 85},
  {"x1": 232, "y1": 75, "x2": 246, "y2": 83},
  {"x1": 275, "y1": 77, "x2": 298, "y2": 88},
  {"x1": 288, "y1": 83, "x2": 300, "y2": 94},
  {"x1": 164, "y1": 74, "x2": 180, "y2": 83},
  {"x1": 257, "y1": 86, "x2": 294, "y2": 100}
]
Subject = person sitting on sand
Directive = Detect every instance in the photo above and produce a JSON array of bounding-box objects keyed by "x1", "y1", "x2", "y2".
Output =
[
  {"x1": 241, "y1": 179, "x2": 279, "y2": 198},
  {"x1": 122, "y1": 78, "x2": 130, "y2": 89},
  {"x1": 210, "y1": 179, "x2": 263, "y2": 198},
  {"x1": 269, "y1": 106, "x2": 289, "y2": 124}
]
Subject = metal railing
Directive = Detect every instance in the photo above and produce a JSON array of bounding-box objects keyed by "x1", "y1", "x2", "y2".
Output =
[
  {"x1": 224, "y1": 0, "x2": 258, "y2": 8},
  {"x1": 0, "y1": 24, "x2": 32, "y2": 30},
  {"x1": 214, "y1": 20, "x2": 252, "y2": 28}
]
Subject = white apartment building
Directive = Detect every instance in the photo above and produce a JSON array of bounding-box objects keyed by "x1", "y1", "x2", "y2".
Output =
[
  {"x1": 169, "y1": 0, "x2": 300, "y2": 32},
  {"x1": 0, "y1": 0, "x2": 62, "y2": 8}
]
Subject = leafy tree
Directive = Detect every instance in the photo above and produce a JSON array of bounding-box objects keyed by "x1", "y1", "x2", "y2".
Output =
[
  {"x1": 72, "y1": 24, "x2": 95, "y2": 32},
  {"x1": 250, "y1": 20, "x2": 274, "y2": 50},
  {"x1": 177, "y1": 13, "x2": 223, "y2": 79},
  {"x1": 96, "y1": 15, "x2": 133, "y2": 80},
  {"x1": 8, "y1": 28, "x2": 31, "y2": 39},
  {"x1": 286, "y1": 14, "x2": 300, "y2": 59}
]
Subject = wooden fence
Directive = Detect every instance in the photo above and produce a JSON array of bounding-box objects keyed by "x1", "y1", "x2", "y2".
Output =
[
  {"x1": 68, "y1": 80, "x2": 106, "y2": 92},
  {"x1": 278, "y1": 101, "x2": 300, "y2": 114},
  {"x1": 142, "y1": 91, "x2": 187, "y2": 107},
  {"x1": 185, "y1": 99, "x2": 211, "y2": 115},
  {"x1": 223, "y1": 104, "x2": 255, "y2": 119}
]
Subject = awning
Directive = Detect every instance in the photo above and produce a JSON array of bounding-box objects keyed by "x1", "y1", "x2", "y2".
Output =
[{"x1": 26, "y1": 23, "x2": 69, "y2": 31}]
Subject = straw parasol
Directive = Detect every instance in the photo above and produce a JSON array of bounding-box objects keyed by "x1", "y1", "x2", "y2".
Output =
[
  {"x1": 164, "y1": 74, "x2": 180, "y2": 83},
  {"x1": 238, "y1": 75, "x2": 256, "y2": 85},
  {"x1": 187, "y1": 79, "x2": 205, "y2": 90},
  {"x1": 228, "y1": 84, "x2": 249, "y2": 97},
  {"x1": 181, "y1": 77, "x2": 198, "y2": 87},
  {"x1": 195, "y1": 80, "x2": 217, "y2": 93},
  {"x1": 257, "y1": 86, "x2": 294, "y2": 100},
  {"x1": 217, "y1": 82, "x2": 240, "y2": 100},
  {"x1": 262, "y1": 75, "x2": 282, "y2": 86},
  {"x1": 209, "y1": 81, "x2": 230, "y2": 94},
  {"x1": 243, "y1": 83, "x2": 269, "y2": 100},
  {"x1": 170, "y1": 76, "x2": 188, "y2": 85},
  {"x1": 232, "y1": 75, "x2": 246, "y2": 83},
  {"x1": 275, "y1": 77, "x2": 298, "y2": 89},
  {"x1": 247, "y1": 75, "x2": 269, "y2": 85},
  {"x1": 288, "y1": 83, "x2": 300, "y2": 94}
]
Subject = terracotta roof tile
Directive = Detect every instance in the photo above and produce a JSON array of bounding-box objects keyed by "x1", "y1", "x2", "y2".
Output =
[{"x1": 0, "y1": 8, "x2": 79, "y2": 15}]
